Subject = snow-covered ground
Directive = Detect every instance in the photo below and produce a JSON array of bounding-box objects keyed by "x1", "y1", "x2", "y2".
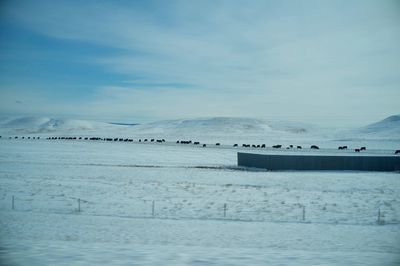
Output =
[{"x1": 0, "y1": 116, "x2": 400, "y2": 265}]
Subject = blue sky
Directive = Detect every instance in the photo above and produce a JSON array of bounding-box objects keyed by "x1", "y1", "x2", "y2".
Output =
[{"x1": 0, "y1": 0, "x2": 399, "y2": 126}]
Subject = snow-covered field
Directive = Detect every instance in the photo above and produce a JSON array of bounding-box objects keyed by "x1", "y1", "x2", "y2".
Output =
[{"x1": 0, "y1": 116, "x2": 400, "y2": 265}]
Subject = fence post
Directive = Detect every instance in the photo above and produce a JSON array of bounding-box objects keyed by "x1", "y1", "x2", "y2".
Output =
[
  {"x1": 12, "y1": 195, "x2": 14, "y2": 210},
  {"x1": 302, "y1": 205, "x2": 305, "y2": 221},
  {"x1": 377, "y1": 208, "x2": 383, "y2": 225},
  {"x1": 223, "y1": 203, "x2": 227, "y2": 218},
  {"x1": 152, "y1": 200, "x2": 155, "y2": 217},
  {"x1": 78, "y1": 198, "x2": 81, "y2": 212}
]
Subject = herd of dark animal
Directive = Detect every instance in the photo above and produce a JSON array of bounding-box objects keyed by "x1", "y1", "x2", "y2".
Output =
[{"x1": 1, "y1": 135, "x2": 399, "y2": 154}]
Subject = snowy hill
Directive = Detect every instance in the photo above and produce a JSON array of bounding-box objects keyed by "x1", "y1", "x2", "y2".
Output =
[
  {"x1": 0, "y1": 116, "x2": 311, "y2": 136},
  {"x1": 355, "y1": 115, "x2": 400, "y2": 139},
  {"x1": 132, "y1": 117, "x2": 310, "y2": 136},
  {"x1": 0, "y1": 117, "x2": 124, "y2": 134}
]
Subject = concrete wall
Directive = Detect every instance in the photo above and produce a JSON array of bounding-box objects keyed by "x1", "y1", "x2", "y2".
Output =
[{"x1": 237, "y1": 152, "x2": 400, "y2": 171}]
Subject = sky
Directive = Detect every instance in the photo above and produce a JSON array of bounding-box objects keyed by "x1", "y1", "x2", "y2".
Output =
[{"x1": 0, "y1": 0, "x2": 399, "y2": 126}]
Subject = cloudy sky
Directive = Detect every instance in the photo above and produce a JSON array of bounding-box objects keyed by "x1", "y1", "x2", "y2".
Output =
[{"x1": 0, "y1": 0, "x2": 399, "y2": 126}]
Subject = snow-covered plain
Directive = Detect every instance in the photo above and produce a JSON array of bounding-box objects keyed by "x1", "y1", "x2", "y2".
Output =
[{"x1": 0, "y1": 116, "x2": 400, "y2": 265}]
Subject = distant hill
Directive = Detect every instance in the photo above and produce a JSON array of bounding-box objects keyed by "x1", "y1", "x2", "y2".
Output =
[
  {"x1": 131, "y1": 117, "x2": 311, "y2": 136},
  {"x1": 0, "y1": 117, "x2": 122, "y2": 134},
  {"x1": 0, "y1": 116, "x2": 312, "y2": 138},
  {"x1": 340, "y1": 115, "x2": 400, "y2": 140}
]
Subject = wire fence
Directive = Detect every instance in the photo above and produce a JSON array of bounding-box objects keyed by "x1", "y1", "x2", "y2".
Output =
[{"x1": 1, "y1": 194, "x2": 398, "y2": 226}]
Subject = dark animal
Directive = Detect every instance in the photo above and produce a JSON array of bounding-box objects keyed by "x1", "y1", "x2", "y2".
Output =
[
  {"x1": 261, "y1": 144, "x2": 266, "y2": 148},
  {"x1": 342, "y1": 146, "x2": 348, "y2": 150},
  {"x1": 157, "y1": 140, "x2": 163, "y2": 143},
  {"x1": 22, "y1": 137, "x2": 25, "y2": 139},
  {"x1": 144, "y1": 139, "x2": 148, "y2": 142},
  {"x1": 233, "y1": 144, "x2": 238, "y2": 147},
  {"x1": 360, "y1": 147, "x2": 366, "y2": 151},
  {"x1": 297, "y1": 146, "x2": 302, "y2": 149},
  {"x1": 310, "y1": 145, "x2": 319, "y2": 149},
  {"x1": 151, "y1": 139, "x2": 155, "y2": 142},
  {"x1": 272, "y1": 145, "x2": 282, "y2": 149},
  {"x1": 257, "y1": 145, "x2": 260, "y2": 148},
  {"x1": 176, "y1": 140, "x2": 180, "y2": 144},
  {"x1": 338, "y1": 146, "x2": 343, "y2": 150},
  {"x1": 194, "y1": 142, "x2": 200, "y2": 145},
  {"x1": 395, "y1": 150, "x2": 400, "y2": 154},
  {"x1": 252, "y1": 144, "x2": 257, "y2": 148},
  {"x1": 289, "y1": 145, "x2": 293, "y2": 148},
  {"x1": 355, "y1": 149, "x2": 360, "y2": 152},
  {"x1": 216, "y1": 143, "x2": 220, "y2": 146},
  {"x1": 139, "y1": 139, "x2": 142, "y2": 142},
  {"x1": 203, "y1": 144, "x2": 206, "y2": 147}
]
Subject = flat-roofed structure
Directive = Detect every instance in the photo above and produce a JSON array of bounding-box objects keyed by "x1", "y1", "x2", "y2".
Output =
[{"x1": 238, "y1": 152, "x2": 400, "y2": 171}]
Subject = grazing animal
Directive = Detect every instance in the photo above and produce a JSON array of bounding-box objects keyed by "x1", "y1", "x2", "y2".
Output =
[
  {"x1": 338, "y1": 146, "x2": 343, "y2": 150},
  {"x1": 252, "y1": 144, "x2": 257, "y2": 148},
  {"x1": 176, "y1": 140, "x2": 180, "y2": 144},
  {"x1": 257, "y1": 145, "x2": 260, "y2": 148},
  {"x1": 272, "y1": 145, "x2": 282, "y2": 149},
  {"x1": 203, "y1": 144, "x2": 206, "y2": 147},
  {"x1": 289, "y1": 145, "x2": 293, "y2": 148},
  {"x1": 162, "y1": 139, "x2": 165, "y2": 142},
  {"x1": 355, "y1": 149, "x2": 360, "y2": 152},
  {"x1": 144, "y1": 139, "x2": 148, "y2": 142},
  {"x1": 157, "y1": 140, "x2": 163, "y2": 143},
  {"x1": 216, "y1": 143, "x2": 220, "y2": 146},
  {"x1": 151, "y1": 139, "x2": 154, "y2": 142},
  {"x1": 342, "y1": 146, "x2": 348, "y2": 150},
  {"x1": 297, "y1": 146, "x2": 302, "y2": 149},
  {"x1": 233, "y1": 144, "x2": 238, "y2": 147},
  {"x1": 395, "y1": 150, "x2": 400, "y2": 154},
  {"x1": 261, "y1": 144, "x2": 266, "y2": 148},
  {"x1": 310, "y1": 145, "x2": 319, "y2": 149},
  {"x1": 139, "y1": 139, "x2": 142, "y2": 142},
  {"x1": 194, "y1": 142, "x2": 200, "y2": 145},
  {"x1": 113, "y1": 138, "x2": 118, "y2": 141},
  {"x1": 360, "y1": 147, "x2": 366, "y2": 151}
]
